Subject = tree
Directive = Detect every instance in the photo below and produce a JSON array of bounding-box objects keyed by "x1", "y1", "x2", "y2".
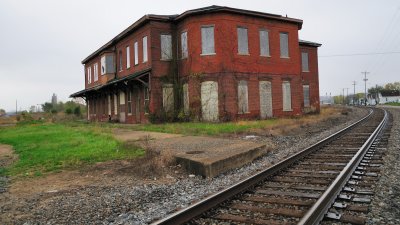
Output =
[
  {"x1": 0, "y1": 109, "x2": 5, "y2": 116},
  {"x1": 42, "y1": 102, "x2": 53, "y2": 113},
  {"x1": 384, "y1": 82, "x2": 400, "y2": 91}
]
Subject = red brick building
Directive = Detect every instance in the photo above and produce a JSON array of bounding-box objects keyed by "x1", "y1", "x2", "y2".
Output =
[{"x1": 71, "y1": 5, "x2": 321, "y2": 123}]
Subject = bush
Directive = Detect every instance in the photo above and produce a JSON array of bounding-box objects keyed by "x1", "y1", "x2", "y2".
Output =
[
  {"x1": 65, "y1": 108, "x2": 73, "y2": 115},
  {"x1": 74, "y1": 106, "x2": 81, "y2": 116}
]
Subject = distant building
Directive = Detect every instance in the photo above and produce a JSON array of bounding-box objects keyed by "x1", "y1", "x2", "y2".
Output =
[
  {"x1": 71, "y1": 5, "x2": 321, "y2": 123},
  {"x1": 52, "y1": 93, "x2": 57, "y2": 106},
  {"x1": 320, "y1": 95, "x2": 333, "y2": 105},
  {"x1": 368, "y1": 90, "x2": 400, "y2": 105}
]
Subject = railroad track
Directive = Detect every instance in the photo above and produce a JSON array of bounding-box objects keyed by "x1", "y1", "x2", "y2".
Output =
[{"x1": 152, "y1": 108, "x2": 389, "y2": 225}]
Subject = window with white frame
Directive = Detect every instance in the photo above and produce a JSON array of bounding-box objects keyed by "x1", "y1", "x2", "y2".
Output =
[
  {"x1": 126, "y1": 46, "x2": 130, "y2": 68},
  {"x1": 134, "y1": 41, "x2": 139, "y2": 65},
  {"x1": 238, "y1": 80, "x2": 249, "y2": 113},
  {"x1": 93, "y1": 63, "x2": 98, "y2": 82},
  {"x1": 118, "y1": 50, "x2": 123, "y2": 71},
  {"x1": 303, "y1": 85, "x2": 310, "y2": 107},
  {"x1": 259, "y1": 30, "x2": 270, "y2": 56},
  {"x1": 282, "y1": 81, "x2": 292, "y2": 111},
  {"x1": 280, "y1": 32, "x2": 289, "y2": 58},
  {"x1": 201, "y1": 26, "x2": 215, "y2": 55},
  {"x1": 302, "y1": 52, "x2": 309, "y2": 72},
  {"x1": 143, "y1": 36, "x2": 148, "y2": 62},
  {"x1": 87, "y1": 66, "x2": 92, "y2": 84},
  {"x1": 237, "y1": 27, "x2": 249, "y2": 54},
  {"x1": 161, "y1": 34, "x2": 172, "y2": 60},
  {"x1": 181, "y1": 31, "x2": 188, "y2": 59}
]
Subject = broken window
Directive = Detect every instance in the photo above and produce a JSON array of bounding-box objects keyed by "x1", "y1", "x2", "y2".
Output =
[
  {"x1": 282, "y1": 81, "x2": 292, "y2": 111},
  {"x1": 237, "y1": 27, "x2": 249, "y2": 54},
  {"x1": 181, "y1": 31, "x2": 188, "y2": 59},
  {"x1": 143, "y1": 36, "x2": 148, "y2": 62},
  {"x1": 183, "y1": 83, "x2": 189, "y2": 114},
  {"x1": 161, "y1": 34, "x2": 172, "y2": 60},
  {"x1": 201, "y1": 26, "x2": 215, "y2": 55},
  {"x1": 163, "y1": 84, "x2": 174, "y2": 113},
  {"x1": 238, "y1": 80, "x2": 249, "y2": 113},
  {"x1": 302, "y1": 52, "x2": 309, "y2": 72},
  {"x1": 259, "y1": 30, "x2": 270, "y2": 56},
  {"x1": 126, "y1": 46, "x2": 130, "y2": 68},
  {"x1": 280, "y1": 32, "x2": 289, "y2": 58},
  {"x1": 303, "y1": 85, "x2": 310, "y2": 107},
  {"x1": 134, "y1": 42, "x2": 139, "y2": 65}
]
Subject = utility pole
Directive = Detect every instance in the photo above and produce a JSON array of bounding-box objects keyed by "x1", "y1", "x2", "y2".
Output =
[
  {"x1": 345, "y1": 88, "x2": 349, "y2": 105},
  {"x1": 352, "y1": 81, "x2": 356, "y2": 105},
  {"x1": 362, "y1": 71, "x2": 370, "y2": 106},
  {"x1": 342, "y1": 88, "x2": 345, "y2": 105},
  {"x1": 15, "y1": 100, "x2": 18, "y2": 115}
]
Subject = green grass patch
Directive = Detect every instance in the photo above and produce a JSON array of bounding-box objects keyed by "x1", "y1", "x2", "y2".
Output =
[
  {"x1": 132, "y1": 119, "x2": 279, "y2": 136},
  {"x1": 385, "y1": 102, "x2": 400, "y2": 106},
  {"x1": 0, "y1": 122, "x2": 144, "y2": 177}
]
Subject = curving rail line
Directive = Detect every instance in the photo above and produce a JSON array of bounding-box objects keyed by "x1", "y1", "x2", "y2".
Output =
[{"x1": 151, "y1": 108, "x2": 388, "y2": 225}]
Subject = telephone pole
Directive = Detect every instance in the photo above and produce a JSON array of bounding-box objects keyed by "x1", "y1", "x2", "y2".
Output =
[
  {"x1": 345, "y1": 88, "x2": 349, "y2": 105},
  {"x1": 362, "y1": 71, "x2": 370, "y2": 106},
  {"x1": 352, "y1": 81, "x2": 356, "y2": 105}
]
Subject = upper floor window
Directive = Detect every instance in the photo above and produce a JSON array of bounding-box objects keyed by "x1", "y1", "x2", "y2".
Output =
[
  {"x1": 259, "y1": 30, "x2": 270, "y2": 56},
  {"x1": 181, "y1": 31, "x2": 188, "y2": 59},
  {"x1": 118, "y1": 50, "x2": 123, "y2": 71},
  {"x1": 93, "y1": 63, "x2": 98, "y2": 82},
  {"x1": 161, "y1": 34, "x2": 172, "y2": 60},
  {"x1": 126, "y1": 46, "x2": 130, "y2": 69},
  {"x1": 201, "y1": 26, "x2": 215, "y2": 55},
  {"x1": 280, "y1": 32, "x2": 289, "y2": 58},
  {"x1": 87, "y1": 66, "x2": 92, "y2": 84},
  {"x1": 302, "y1": 52, "x2": 309, "y2": 72},
  {"x1": 134, "y1": 41, "x2": 139, "y2": 65},
  {"x1": 143, "y1": 36, "x2": 148, "y2": 62},
  {"x1": 237, "y1": 27, "x2": 249, "y2": 55}
]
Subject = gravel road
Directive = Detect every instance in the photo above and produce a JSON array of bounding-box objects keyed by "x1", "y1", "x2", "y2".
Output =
[{"x1": 1, "y1": 107, "x2": 373, "y2": 225}]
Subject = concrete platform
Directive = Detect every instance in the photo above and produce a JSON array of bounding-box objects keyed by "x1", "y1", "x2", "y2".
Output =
[
  {"x1": 148, "y1": 136, "x2": 267, "y2": 177},
  {"x1": 112, "y1": 129, "x2": 183, "y2": 142}
]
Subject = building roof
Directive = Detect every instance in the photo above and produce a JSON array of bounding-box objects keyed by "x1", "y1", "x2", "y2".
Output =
[
  {"x1": 299, "y1": 39, "x2": 322, "y2": 47},
  {"x1": 82, "y1": 5, "x2": 303, "y2": 64},
  {"x1": 380, "y1": 90, "x2": 400, "y2": 97}
]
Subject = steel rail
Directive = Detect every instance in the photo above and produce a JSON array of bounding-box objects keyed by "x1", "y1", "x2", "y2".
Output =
[
  {"x1": 151, "y1": 109, "x2": 374, "y2": 225},
  {"x1": 298, "y1": 108, "x2": 388, "y2": 225}
]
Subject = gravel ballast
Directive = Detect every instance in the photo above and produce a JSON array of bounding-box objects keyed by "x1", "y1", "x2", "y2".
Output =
[{"x1": 0, "y1": 107, "x2": 373, "y2": 224}]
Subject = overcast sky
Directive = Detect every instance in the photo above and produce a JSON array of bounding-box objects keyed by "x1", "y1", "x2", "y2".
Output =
[{"x1": 1, "y1": 0, "x2": 399, "y2": 112}]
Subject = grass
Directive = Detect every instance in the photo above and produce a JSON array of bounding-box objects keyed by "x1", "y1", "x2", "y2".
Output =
[
  {"x1": 385, "y1": 102, "x2": 400, "y2": 106},
  {"x1": 0, "y1": 121, "x2": 144, "y2": 177},
  {"x1": 131, "y1": 106, "x2": 341, "y2": 136}
]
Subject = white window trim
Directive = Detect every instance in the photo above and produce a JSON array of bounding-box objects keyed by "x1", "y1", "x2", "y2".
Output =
[
  {"x1": 160, "y1": 34, "x2": 172, "y2": 60},
  {"x1": 201, "y1": 25, "x2": 216, "y2": 56},
  {"x1": 134, "y1": 41, "x2": 139, "y2": 65},
  {"x1": 143, "y1": 36, "x2": 148, "y2": 63},
  {"x1": 280, "y1": 32, "x2": 290, "y2": 58},
  {"x1": 93, "y1": 63, "x2": 98, "y2": 82},
  {"x1": 181, "y1": 31, "x2": 188, "y2": 59},
  {"x1": 259, "y1": 29, "x2": 271, "y2": 57},
  {"x1": 126, "y1": 46, "x2": 130, "y2": 69},
  {"x1": 87, "y1": 67, "x2": 92, "y2": 84},
  {"x1": 237, "y1": 27, "x2": 249, "y2": 55}
]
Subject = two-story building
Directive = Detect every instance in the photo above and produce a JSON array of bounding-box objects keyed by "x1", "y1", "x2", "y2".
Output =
[{"x1": 70, "y1": 5, "x2": 322, "y2": 123}]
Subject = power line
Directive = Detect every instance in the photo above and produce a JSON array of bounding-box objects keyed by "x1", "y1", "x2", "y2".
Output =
[{"x1": 319, "y1": 51, "x2": 400, "y2": 57}]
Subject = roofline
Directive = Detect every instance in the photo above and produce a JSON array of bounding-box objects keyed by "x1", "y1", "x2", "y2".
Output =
[
  {"x1": 82, "y1": 5, "x2": 303, "y2": 64},
  {"x1": 299, "y1": 39, "x2": 322, "y2": 47}
]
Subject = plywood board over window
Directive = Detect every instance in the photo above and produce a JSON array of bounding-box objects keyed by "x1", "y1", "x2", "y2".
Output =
[
  {"x1": 303, "y1": 85, "x2": 310, "y2": 107},
  {"x1": 259, "y1": 81, "x2": 273, "y2": 119},
  {"x1": 183, "y1": 83, "x2": 189, "y2": 114},
  {"x1": 161, "y1": 34, "x2": 172, "y2": 60},
  {"x1": 282, "y1": 81, "x2": 292, "y2": 111},
  {"x1": 162, "y1": 84, "x2": 174, "y2": 113},
  {"x1": 114, "y1": 94, "x2": 118, "y2": 115},
  {"x1": 302, "y1": 52, "x2": 309, "y2": 72},
  {"x1": 181, "y1": 31, "x2": 188, "y2": 59},
  {"x1": 259, "y1": 30, "x2": 270, "y2": 56},
  {"x1": 201, "y1": 81, "x2": 219, "y2": 122},
  {"x1": 238, "y1": 80, "x2": 249, "y2": 113}
]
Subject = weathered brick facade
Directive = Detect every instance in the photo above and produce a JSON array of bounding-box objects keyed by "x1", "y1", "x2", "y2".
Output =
[{"x1": 71, "y1": 6, "x2": 321, "y2": 123}]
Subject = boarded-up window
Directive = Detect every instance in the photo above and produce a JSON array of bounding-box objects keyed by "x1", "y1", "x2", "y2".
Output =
[
  {"x1": 302, "y1": 52, "x2": 309, "y2": 72},
  {"x1": 280, "y1": 32, "x2": 289, "y2": 58},
  {"x1": 183, "y1": 83, "x2": 189, "y2": 114},
  {"x1": 118, "y1": 50, "x2": 123, "y2": 71},
  {"x1": 144, "y1": 87, "x2": 149, "y2": 114},
  {"x1": 201, "y1": 26, "x2": 215, "y2": 55},
  {"x1": 303, "y1": 85, "x2": 310, "y2": 107},
  {"x1": 87, "y1": 67, "x2": 92, "y2": 84},
  {"x1": 126, "y1": 46, "x2": 130, "y2": 68},
  {"x1": 163, "y1": 84, "x2": 174, "y2": 112},
  {"x1": 87, "y1": 99, "x2": 90, "y2": 119},
  {"x1": 259, "y1": 81, "x2": 273, "y2": 119},
  {"x1": 161, "y1": 34, "x2": 172, "y2": 60},
  {"x1": 93, "y1": 63, "x2": 98, "y2": 81},
  {"x1": 181, "y1": 31, "x2": 188, "y2": 59},
  {"x1": 238, "y1": 80, "x2": 249, "y2": 113},
  {"x1": 259, "y1": 30, "x2": 270, "y2": 56},
  {"x1": 127, "y1": 90, "x2": 132, "y2": 114},
  {"x1": 201, "y1": 81, "x2": 219, "y2": 121},
  {"x1": 108, "y1": 94, "x2": 111, "y2": 115},
  {"x1": 143, "y1": 36, "x2": 148, "y2": 62},
  {"x1": 120, "y1": 91, "x2": 125, "y2": 105},
  {"x1": 134, "y1": 42, "x2": 139, "y2": 65},
  {"x1": 282, "y1": 81, "x2": 292, "y2": 111},
  {"x1": 237, "y1": 27, "x2": 249, "y2": 54},
  {"x1": 114, "y1": 94, "x2": 118, "y2": 115}
]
